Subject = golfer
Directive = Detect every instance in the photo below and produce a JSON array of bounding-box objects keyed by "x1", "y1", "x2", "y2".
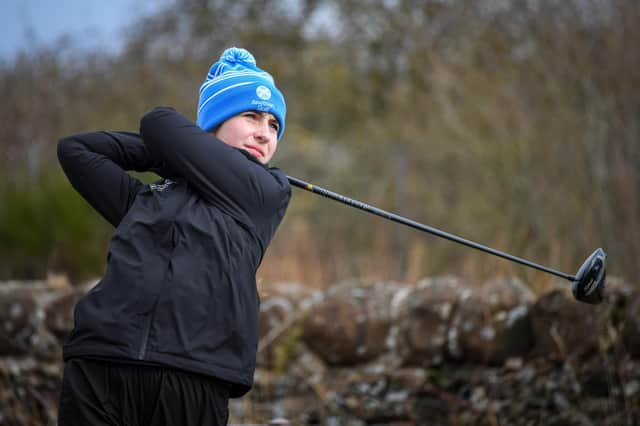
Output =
[{"x1": 56, "y1": 47, "x2": 290, "y2": 425}]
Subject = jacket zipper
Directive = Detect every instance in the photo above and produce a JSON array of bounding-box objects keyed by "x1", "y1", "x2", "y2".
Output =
[
  {"x1": 138, "y1": 305, "x2": 157, "y2": 359},
  {"x1": 138, "y1": 224, "x2": 177, "y2": 360}
]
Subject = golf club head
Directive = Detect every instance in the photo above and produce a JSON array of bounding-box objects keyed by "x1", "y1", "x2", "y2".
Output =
[{"x1": 572, "y1": 248, "x2": 606, "y2": 304}]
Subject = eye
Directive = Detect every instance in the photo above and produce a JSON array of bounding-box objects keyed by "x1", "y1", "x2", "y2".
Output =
[
  {"x1": 243, "y1": 112, "x2": 257, "y2": 119},
  {"x1": 269, "y1": 121, "x2": 279, "y2": 132}
]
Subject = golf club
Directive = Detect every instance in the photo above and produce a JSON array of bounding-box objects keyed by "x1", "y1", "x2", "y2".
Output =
[{"x1": 287, "y1": 176, "x2": 606, "y2": 304}]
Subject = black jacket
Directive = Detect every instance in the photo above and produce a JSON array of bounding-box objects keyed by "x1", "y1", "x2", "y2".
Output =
[{"x1": 57, "y1": 107, "x2": 291, "y2": 397}]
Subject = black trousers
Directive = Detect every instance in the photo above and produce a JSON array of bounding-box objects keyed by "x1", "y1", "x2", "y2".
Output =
[{"x1": 58, "y1": 358, "x2": 230, "y2": 426}]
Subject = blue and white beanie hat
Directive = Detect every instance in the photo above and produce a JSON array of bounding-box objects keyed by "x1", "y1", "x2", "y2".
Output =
[{"x1": 197, "y1": 47, "x2": 286, "y2": 140}]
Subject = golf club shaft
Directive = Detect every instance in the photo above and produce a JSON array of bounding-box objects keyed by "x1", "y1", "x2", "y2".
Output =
[{"x1": 287, "y1": 176, "x2": 576, "y2": 282}]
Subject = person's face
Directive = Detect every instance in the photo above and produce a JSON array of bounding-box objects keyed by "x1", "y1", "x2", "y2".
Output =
[{"x1": 214, "y1": 111, "x2": 280, "y2": 164}]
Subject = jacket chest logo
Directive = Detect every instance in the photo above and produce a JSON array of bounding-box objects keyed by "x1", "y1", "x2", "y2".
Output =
[{"x1": 149, "y1": 179, "x2": 175, "y2": 192}]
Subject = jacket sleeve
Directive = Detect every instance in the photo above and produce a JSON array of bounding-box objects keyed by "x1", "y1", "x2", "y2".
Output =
[
  {"x1": 139, "y1": 107, "x2": 290, "y2": 227},
  {"x1": 57, "y1": 131, "x2": 160, "y2": 227}
]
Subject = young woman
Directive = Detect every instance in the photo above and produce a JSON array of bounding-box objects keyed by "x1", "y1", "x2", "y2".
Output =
[{"x1": 56, "y1": 47, "x2": 290, "y2": 425}]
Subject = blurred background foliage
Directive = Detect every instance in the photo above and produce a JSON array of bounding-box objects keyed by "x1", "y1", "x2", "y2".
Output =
[{"x1": 0, "y1": 0, "x2": 637, "y2": 290}]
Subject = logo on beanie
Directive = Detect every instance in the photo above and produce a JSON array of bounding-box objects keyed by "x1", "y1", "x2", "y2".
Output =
[{"x1": 256, "y1": 85, "x2": 272, "y2": 100}]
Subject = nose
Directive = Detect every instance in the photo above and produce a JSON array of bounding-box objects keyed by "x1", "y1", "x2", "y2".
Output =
[{"x1": 253, "y1": 119, "x2": 271, "y2": 143}]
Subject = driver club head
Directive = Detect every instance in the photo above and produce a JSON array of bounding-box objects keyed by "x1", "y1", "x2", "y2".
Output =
[{"x1": 572, "y1": 248, "x2": 606, "y2": 304}]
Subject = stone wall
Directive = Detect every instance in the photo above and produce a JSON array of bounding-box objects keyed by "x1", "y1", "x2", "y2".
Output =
[{"x1": 1, "y1": 277, "x2": 639, "y2": 425}]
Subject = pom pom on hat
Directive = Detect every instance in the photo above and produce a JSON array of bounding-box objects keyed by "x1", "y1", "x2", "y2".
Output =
[
  {"x1": 197, "y1": 47, "x2": 286, "y2": 140},
  {"x1": 219, "y1": 47, "x2": 256, "y2": 64}
]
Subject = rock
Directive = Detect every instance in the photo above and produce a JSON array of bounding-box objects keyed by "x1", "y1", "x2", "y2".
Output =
[
  {"x1": 0, "y1": 288, "x2": 59, "y2": 360},
  {"x1": 530, "y1": 289, "x2": 604, "y2": 359},
  {"x1": 1, "y1": 276, "x2": 639, "y2": 425},
  {"x1": 46, "y1": 271, "x2": 72, "y2": 291},
  {"x1": 411, "y1": 392, "x2": 452, "y2": 425},
  {"x1": 453, "y1": 277, "x2": 534, "y2": 364},
  {"x1": 259, "y1": 282, "x2": 318, "y2": 340},
  {"x1": 476, "y1": 277, "x2": 536, "y2": 308},
  {"x1": 330, "y1": 367, "x2": 427, "y2": 422},
  {"x1": 623, "y1": 291, "x2": 640, "y2": 357},
  {"x1": 577, "y1": 357, "x2": 611, "y2": 397},
  {"x1": 0, "y1": 290, "x2": 39, "y2": 356},
  {"x1": 44, "y1": 288, "x2": 84, "y2": 341},
  {"x1": 287, "y1": 343, "x2": 329, "y2": 393},
  {"x1": 0, "y1": 356, "x2": 62, "y2": 425},
  {"x1": 393, "y1": 276, "x2": 469, "y2": 366},
  {"x1": 271, "y1": 394, "x2": 321, "y2": 424},
  {"x1": 302, "y1": 281, "x2": 403, "y2": 365},
  {"x1": 269, "y1": 417, "x2": 292, "y2": 425},
  {"x1": 258, "y1": 282, "x2": 320, "y2": 368}
]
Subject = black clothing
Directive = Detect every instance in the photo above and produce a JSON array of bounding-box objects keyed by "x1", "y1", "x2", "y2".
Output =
[
  {"x1": 57, "y1": 358, "x2": 230, "y2": 426},
  {"x1": 57, "y1": 107, "x2": 291, "y2": 397}
]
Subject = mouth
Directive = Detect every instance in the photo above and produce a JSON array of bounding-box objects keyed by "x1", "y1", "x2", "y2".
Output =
[{"x1": 244, "y1": 146, "x2": 264, "y2": 159}]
